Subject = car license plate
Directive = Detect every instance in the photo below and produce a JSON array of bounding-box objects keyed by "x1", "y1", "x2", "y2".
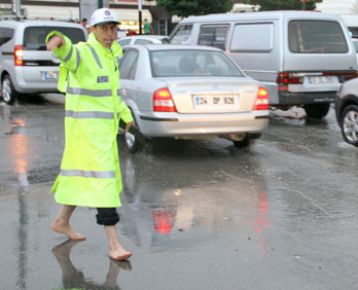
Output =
[
  {"x1": 193, "y1": 95, "x2": 237, "y2": 111},
  {"x1": 308, "y1": 76, "x2": 337, "y2": 84},
  {"x1": 41, "y1": 71, "x2": 58, "y2": 80}
]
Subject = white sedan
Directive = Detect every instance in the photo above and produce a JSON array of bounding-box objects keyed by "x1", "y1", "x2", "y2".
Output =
[
  {"x1": 119, "y1": 45, "x2": 270, "y2": 152},
  {"x1": 118, "y1": 35, "x2": 169, "y2": 47},
  {"x1": 335, "y1": 77, "x2": 358, "y2": 147}
]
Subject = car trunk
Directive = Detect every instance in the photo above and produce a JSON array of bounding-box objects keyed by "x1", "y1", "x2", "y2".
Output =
[{"x1": 159, "y1": 77, "x2": 259, "y2": 114}]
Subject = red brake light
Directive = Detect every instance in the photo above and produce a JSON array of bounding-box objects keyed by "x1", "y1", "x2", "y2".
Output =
[
  {"x1": 254, "y1": 87, "x2": 269, "y2": 110},
  {"x1": 14, "y1": 45, "x2": 24, "y2": 66},
  {"x1": 277, "y1": 72, "x2": 303, "y2": 91},
  {"x1": 153, "y1": 88, "x2": 177, "y2": 112}
]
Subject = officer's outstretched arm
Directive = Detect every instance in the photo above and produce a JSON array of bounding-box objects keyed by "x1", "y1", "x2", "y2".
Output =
[{"x1": 46, "y1": 31, "x2": 80, "y2": 73}]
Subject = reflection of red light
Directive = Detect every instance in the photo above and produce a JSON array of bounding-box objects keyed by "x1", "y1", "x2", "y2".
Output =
[
  {"x1": 9, "y1": 119, "x2": 29, "y2": 174},
  {"x1": 152, "y1": 208, "x2": 176, "y2": 235},
  {"x1": 254, "y1": 191, "x2": 270, "y2": 233},
  {"x1": 16, "y1": 159, "x2": 28, "y2": 174}
]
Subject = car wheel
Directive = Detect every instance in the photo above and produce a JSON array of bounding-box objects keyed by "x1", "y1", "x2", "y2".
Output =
[
  {"x1": 233, "y1": 135, "x2": 251, "y2": 148},
  {"x1": 340, "y1": 105, "x2": 358, "y2": 147},
  {"x1": 124, "y1": 125, "x2": 145, "y2": 153},
  {"x1": 1, "y1": 75, "x2": 18, "y2": 105},
  {"x1": 304, "y1": 103, "x2": 330, "y2": 119}
]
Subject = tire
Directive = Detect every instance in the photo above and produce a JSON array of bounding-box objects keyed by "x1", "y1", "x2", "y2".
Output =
[
  {"x1": 340, "y1": 105, "x2": 358, "y2": 147},
  {"x1": 304, "y1": 103, "x2": 330, "y2": 119},
  {"x1": 233, "y1": 135, "x2": 251, "y2": 148},
  {"x1": 1, "y1": 75, "x2": 18, "y2": 105}
]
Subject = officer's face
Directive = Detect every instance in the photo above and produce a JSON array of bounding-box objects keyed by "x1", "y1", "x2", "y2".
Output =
[{"x1": 93, "y1": 23, "x2": 118, "y2": 48}]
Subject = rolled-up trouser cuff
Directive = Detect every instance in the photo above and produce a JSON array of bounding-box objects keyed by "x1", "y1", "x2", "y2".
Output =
[{"x1": 96, "y1": 208, "x2": 119, "y2": 226}]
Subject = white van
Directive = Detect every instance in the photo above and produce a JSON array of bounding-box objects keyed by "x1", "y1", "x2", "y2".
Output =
[
  {"x1": 341, "y1": 14, "x2": 358, "y2": 38},
  {"x1": 170, "y1": 11, "x2": 357, "y2": 119},
  {"x1": 0, "y1": 19, "x2": 87, "y2": 104}
]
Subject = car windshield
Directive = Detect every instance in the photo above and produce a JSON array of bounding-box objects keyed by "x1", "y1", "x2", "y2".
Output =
[
  {"x1": 170, "y1": 25, "x2": 192, "y2": 44},
  {"x1": 23, "y1": 26, "x2": 85, "y2": 50},
  {"x1": 150, "y1": 49, "x2": 243, "y2": 77}
]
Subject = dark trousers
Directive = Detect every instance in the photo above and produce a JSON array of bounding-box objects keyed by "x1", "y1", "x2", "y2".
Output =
[{"x1": 96, "y1": 208, "x2": 119, "y2": 226}]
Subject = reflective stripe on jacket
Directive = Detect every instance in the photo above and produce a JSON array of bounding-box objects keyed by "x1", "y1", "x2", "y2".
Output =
[{"x1": 47, "y1": 31, "x2": 132, "y2": 208}]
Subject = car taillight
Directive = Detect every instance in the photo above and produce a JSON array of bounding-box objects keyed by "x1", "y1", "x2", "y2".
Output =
[
  {"x1": 254, "y1": 87, "x2": 269, "y2": 110},
  {"x1": 153, "y1": 88, "x2": 177, "y2": 112},
  {"x1": 14, "y1": 45, "x2": 24, "y2": 66},
  {"x1": 277, "y1": 72, "x2": 304, "y2": 91}
]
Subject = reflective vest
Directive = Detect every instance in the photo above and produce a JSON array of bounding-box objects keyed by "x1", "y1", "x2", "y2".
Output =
[{"x1": 46, "y1": 31, "x2": 133, "y2": 208}]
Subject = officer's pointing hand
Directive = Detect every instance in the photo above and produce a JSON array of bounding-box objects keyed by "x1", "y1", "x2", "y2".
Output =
[{"x1": 47, "y1": 36, "x2": 65, "y2": 51}]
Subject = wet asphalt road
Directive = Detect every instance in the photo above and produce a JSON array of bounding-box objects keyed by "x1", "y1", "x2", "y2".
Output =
[{"x1": 0, "y1": 99, "x2": 357, "y2": 290}]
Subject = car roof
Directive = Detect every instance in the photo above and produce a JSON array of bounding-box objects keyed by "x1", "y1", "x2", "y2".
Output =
[
  {"x1": 119, "y1": 35, "x2": 168, "y2": 43},
  {"x1": 130, "y1": 44, "x2": 223, "y2": 52},
  {"x1": 181, "y1": 10, "x2": 342, "y2": 23},
  {"x1": 124, "y1": 35, "x2": 167, "y2": 39},
  {"x1": 0, "y1": 20, "x2": 84, "y2": 28}
]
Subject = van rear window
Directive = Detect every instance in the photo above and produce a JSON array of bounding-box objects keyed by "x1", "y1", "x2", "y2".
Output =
[
  {"x1": 289, "y1": 20, "x2": 348, "y2": 53},
  {"x1": 23, "y1": 27, "x2": 86, "y2": 50}
]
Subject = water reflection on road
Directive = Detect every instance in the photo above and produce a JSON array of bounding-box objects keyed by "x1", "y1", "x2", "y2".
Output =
[
  {"x1": 52, "y1": 240, "x2": 131, "y2": 289},
  {"x1": 1, "y1": 103, "x2": 357, "y2": 289},
  {"x1": 119, "y1": 140, "x2": 272, "y2": 256}
]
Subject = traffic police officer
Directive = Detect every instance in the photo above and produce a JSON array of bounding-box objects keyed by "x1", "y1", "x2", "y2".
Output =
[{"x1": 47, "y1": 8, "x2": 133, "y2": 261}]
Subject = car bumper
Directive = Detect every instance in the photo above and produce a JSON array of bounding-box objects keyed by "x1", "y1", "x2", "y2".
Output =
[
  {"x1": 13, "y1": 66, "x2": 59, "y2": 94},
  {"x1": 279, "y1": 91, "x2": 336, "y2": 105},
  {"x1": 136, "y1": 111, "x2": 269, "y2": 138}
]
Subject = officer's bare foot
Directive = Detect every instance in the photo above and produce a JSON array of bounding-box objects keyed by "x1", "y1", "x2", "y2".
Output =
[
  {"x1": 109, "y1": 247, "x2": 132, "y2": 261},
  {"x1": 51, "y1": 220, "x2": 86, "y2": 240}
]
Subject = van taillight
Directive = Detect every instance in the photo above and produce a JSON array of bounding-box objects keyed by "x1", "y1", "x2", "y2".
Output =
[
  {"x1": 14, "y1": 45, "x2": 24, "y2": 66},
  {"x1": 153, "y1": 88, "x2": 177, "y2": 112},
  {"x1": 277, "y1": 72, "x2": 303, "y2": 90},
  {"x1": 254, "y1": 87, "x2": 269, "y2": 110}
]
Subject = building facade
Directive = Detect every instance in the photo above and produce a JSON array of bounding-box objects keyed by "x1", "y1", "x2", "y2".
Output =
[
  {"x1": 0, "y1": 0, "x2": 255, "y2": 35},
  {"x1": 0, "y1": 0, "x2": 168, "y2": 34},
  {"x1": 316, "y1": 0, "x2": 358, "y2": 14}
]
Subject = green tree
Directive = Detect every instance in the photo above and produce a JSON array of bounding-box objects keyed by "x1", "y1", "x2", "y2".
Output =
[
  {"x1": 156, "y1": 0, "x2": 234, "y2": 18},
  {"x1": 243, "y1": 0, "x2": 319, "y2": 11}
]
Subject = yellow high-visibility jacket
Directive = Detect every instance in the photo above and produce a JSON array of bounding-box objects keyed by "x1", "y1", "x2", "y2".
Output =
[{"x1": 46, "y1": 31, "x2": 133, "y2": 207}]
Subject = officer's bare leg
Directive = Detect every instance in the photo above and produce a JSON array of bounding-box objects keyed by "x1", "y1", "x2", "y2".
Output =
[
  {"x1": 104, "y1": 225, "x2": 132, "y2": 260},
  {"x1": 51, "y1": 205, "x2": 86, "y2": 240}
]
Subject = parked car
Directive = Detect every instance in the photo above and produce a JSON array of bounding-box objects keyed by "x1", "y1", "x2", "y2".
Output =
[
  {"x1": 352, "y1": 38, "x2": 358, "y2": 63},
  {"x1": 170, "y1": 11, "x2": 358, "y2": 119},
  {"x1": 119, "y1": 45, "x2": 269, "y2": 152},
  {"x1": 0, "y1": 19, "x2": 87, "y2": 104},
  {"x1": 118, "y1": 35, "x2": 169, "y2": 47},
  {"x1": 335, "y1": 77, "x2": 358, "y2": 147}
]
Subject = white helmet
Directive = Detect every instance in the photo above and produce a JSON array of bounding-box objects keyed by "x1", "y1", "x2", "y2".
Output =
[{"x1": 89, "y1": 8, "x2": 119, "y2": 27}]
